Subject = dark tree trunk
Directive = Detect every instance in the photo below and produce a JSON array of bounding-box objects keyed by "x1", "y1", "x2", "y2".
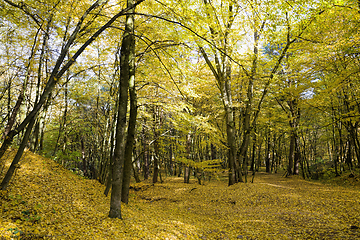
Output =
[
  {"x1": 153, "y1": 153, "x2": 159, "y2": 184},
  {"x1": 108, "y1": 0, "x2": 137, "y2": 219},
  {"x1": 1, "y1": 116, "x2": 36, "y2": 190},
  {"x1": 184, "y1": 132, "x2": 191, "y2": 183},
  {"x1": 121, "y1": 38, "x2": 137, "y2": 203},
  {"x1": 265, "y1": 129, "x2": 271, "y2": 173},
  {"x1": 287, "y1": 130, "x2": 296, "y2": 176},
  {"x1": 293, "y1": 137, "x2": 300, "y2": 175}
]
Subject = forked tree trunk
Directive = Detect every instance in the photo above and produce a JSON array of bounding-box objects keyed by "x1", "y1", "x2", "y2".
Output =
[{"x1": 108, "y1": 0, "x2": 137, "y2": 219}]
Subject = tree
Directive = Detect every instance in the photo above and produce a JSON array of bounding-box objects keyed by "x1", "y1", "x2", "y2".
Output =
[
  {"x1": 109, "y1": 0, "x2": 137, "y2": 219},
  {"x1": 0, "y1": 0, "x2": 145, "y2": 190}
]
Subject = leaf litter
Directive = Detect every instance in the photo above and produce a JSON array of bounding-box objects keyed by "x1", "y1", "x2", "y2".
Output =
[{"x1": 1, "y1": 150, "x2": 360, "y2": 239}]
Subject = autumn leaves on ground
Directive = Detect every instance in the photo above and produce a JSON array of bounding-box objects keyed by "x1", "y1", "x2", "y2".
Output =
[{"x1": 0, "y1": 151, "x2": 360, "y2": 240}]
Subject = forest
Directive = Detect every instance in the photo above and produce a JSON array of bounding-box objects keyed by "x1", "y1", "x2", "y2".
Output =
[{"x1": 0, "y1": 0, "x2": 360, "y2": 239}]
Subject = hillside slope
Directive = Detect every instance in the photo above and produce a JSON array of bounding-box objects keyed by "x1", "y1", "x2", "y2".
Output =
[{"x1": 1, "y1": 150, "x2": 360, "y2": 239}]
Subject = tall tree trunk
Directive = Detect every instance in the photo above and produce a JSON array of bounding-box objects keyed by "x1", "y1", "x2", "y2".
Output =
[
  {"x1": 238, "y1": 24, "x2": 263, "y2": 182},
  {"x1": 121, "y1": 22, "x2": 137, "y2": 203},
  {"x1": 152, "y1": 107, "x2": 160, "y2": 184},
  {"x1": 104, "y1": 102, "x2": 118, "y2": 196},
  {"x1": 31, "y1": 19, "x2": 51, "y2": 152},
  {"x1": 108, "y1": 0, "x2": 135, "y2": 219}
]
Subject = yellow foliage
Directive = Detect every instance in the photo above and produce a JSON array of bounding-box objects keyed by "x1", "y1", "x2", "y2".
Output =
[{"x1": 176, "y1": 157, "x2": 222, "y2": 172}]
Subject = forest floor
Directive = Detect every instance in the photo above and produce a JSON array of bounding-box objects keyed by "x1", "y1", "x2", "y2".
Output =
[{"x1": 1, "y1": 150, "x2": 360, "y2": 239}]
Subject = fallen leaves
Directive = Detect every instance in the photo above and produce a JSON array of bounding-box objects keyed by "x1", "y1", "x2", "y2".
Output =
[{"x1": 0, "y1": 150, "x2": 360, "y2": 239}]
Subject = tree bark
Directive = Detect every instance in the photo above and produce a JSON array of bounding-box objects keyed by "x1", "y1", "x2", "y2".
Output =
[
  {"x1": 1, "y1": 116, "x2": 36, "y2": 190},
  {"x1": 287, "y1": 129, "x2": 296, "y2": 176},
  {"x1": 142, "y1": 119, "x2": 149, "y2": 180},
  {"x1": 109, "y1": 0, "x2": 136, "y2": 219},
  {"x1": 265, "y1": 130, "x2": 271, "y2": 173},
  {"x1": 121, "y1": 11, "x2": 137, "y2": 203},
  {"x1": 184, "y1": 132, "x2": 192, "y2": 184}
]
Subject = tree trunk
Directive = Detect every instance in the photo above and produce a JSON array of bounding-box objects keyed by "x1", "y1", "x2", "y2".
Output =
[
  {"x1": 121, "y1": 23, "x2": 137, "y2": 203},
  {"x1": 108, "y1": 0, "x2": 136, "y2": 219},
  {"x1": 184, "y1": 132, "x2": 191, "y2": 184},
  {"x1": 31, "y1": 19, "x2": 51, "y2": 152},
  {"x1": 293, "y1": 136, "x2": 300, "y2": 175},
  {"x1": 1, "y1": 116, "x2": 36, "y2": 190},
  {"x1": 152, "y1": 107, "x2": 160, "y2": 184},
  {"x1": 287, "y1": 129, "x2": 296, "y2": 176},
  {"x1": 142, "y1": 119, "x2": 149, "y2": 180},
  {"x1": 265, "y1": 130, "x2": 271, "y2": 173},
  {"x1": 132, "y1": 149, "x2": 141, "y2": 183}
]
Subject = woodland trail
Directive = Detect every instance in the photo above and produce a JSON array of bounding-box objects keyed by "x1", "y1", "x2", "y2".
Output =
[
  {"x1": 136, "y1": 173, "x2": 360, "y2": 239},
  {"x1": 1, "y1": 150, "x2": 360, "y2": 239}
]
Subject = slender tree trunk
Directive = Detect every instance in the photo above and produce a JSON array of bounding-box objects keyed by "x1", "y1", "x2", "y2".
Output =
[
  {"x1": 152, "y1": 107, "x2": 160, "y2": 184},
  {"x1": 142, "y1": 119, "x2": 149, "y2": 180},
  {"x1": 108, "y1": 0, "x2": 135, "y2": 219},
  {"x1": 256, "y1": 137, "x2": 263, "y2": 172},
  {"x1": 61, "y1": 81, "x2": 69, "y2": 161},
  {"x1": 104, "y1": 104, "x2": 117, "y2": 196},
  {"x1": 121, "y1": 22, "x2": 137, "y2": 203},
  {"x1": 131, "y1": 144, "x2": 141, "y2": 183},
  {"x1": 184, "y1": 132, "x2": 191, "y2": 184},
  {"x1": 169, "y1": 140, "x2": 174, "y2": 175},
  {"x1": 31, "y1": 19, "x2": 51, "y2": 152},
  {"x1": 1, "y1": 116, "x2": 36, "y2": 190},
  {"x1": 293, "y1": 136, "x2": 300, "y2": 175},
  {"x1": 250, "y1": 127, "x2": 256, "y2": 173},
  {"x1": 223, "y1": 70, "x2": 237, "y2": 186},
  {"x1": 132, "y1": 161, "x2": 141, "y2": 183},
  {"x1": 265, "y1": 130, "x2": 271, "y2": 173}
]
